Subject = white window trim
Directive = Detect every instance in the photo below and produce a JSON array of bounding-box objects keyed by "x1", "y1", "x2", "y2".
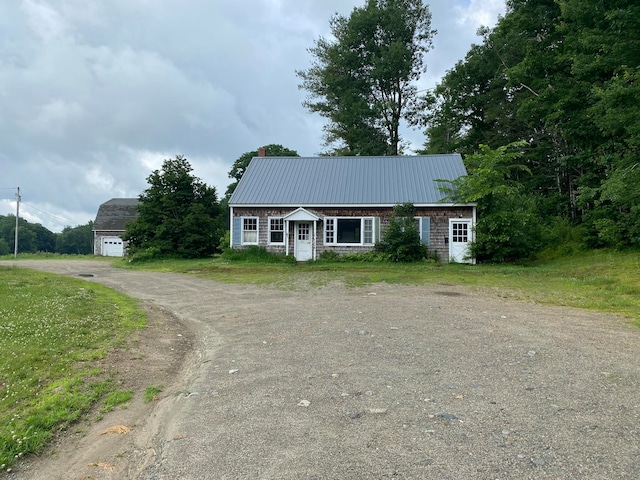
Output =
[
  {"x1": 242, "y1": 216, "x2": 259, "y2": 245},
  {"x1": 268, "y1": 216, "x2": 285, "y2": 245},
  {"x1": 324, "y1": 217, "x2": 376, "y2": 246}
]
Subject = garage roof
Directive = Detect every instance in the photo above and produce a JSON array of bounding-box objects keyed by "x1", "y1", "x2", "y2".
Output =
[{"x1": 93, "y1": 198, "x2": 140, "y2": 231}]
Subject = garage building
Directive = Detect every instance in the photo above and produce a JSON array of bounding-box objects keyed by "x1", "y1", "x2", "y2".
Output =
[{"x1": 92, "y1": 198, "x2": 140, "y2": 256}]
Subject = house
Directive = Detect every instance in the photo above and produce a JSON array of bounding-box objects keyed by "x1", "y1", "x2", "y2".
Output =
[
  {"x1": 228, "y1": 152, "x2": 476, "y2": 263},
  {"x1": 92, "y1": 198, "x2": 140, "y2": 256}
]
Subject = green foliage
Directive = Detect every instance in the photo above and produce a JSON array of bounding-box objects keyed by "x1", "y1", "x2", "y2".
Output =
[
  {"x1": 101, "y1": 390, "x2": 133, "y2": 413},
  {"x1": 218, "y1": 230, "x2": 231, "y2": 253},
  {"x1": 0, "y1": 215, "x2": 56, "y2": 254},
  {"x1": 423, "y1": 0, "x2": 640, "y2": 249},
  {"x1": 124, "y1": 155, "x2": 224, "y2": 259},
  {"x1": 0, "y1": 238, "x2": 9, "y2": 256},
  {"x1": 225, "y1": 144, "x2": 299, "y2": 199},
  {"x1": 297, "y1": 0, "x2": 435, "y2": 155},
  {"x1": 220, "y1": 246, "x2": 296, "y2": 264},
  {"x1": 0, "y1": 216, "x2": 94, "y2": 256},
  {"x1": 375, "y1": 203, "x2": 427, "y2": 262},
  {"x1": 0, "y1": 267, "x2": 145, "y2": 470},
  {"x1": 318, "y1": 250, "x2": 390, "y2": 263},
  {"x1": 440, "y1": 143, "x2": 544, "y2": 262},
  {"x1": 144, "y1": 385, "x2": 163, "y2": 403},
  {"x1": 56, "y1": 221, "x2": 93, "y2": 254}
]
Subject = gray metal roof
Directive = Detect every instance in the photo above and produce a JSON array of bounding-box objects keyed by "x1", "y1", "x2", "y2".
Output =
[
  {"x1": 93, "y1": 198, "x2": 140, "y2": 231},
  {"x1": 228, "y1": 154, "x2": 467, "y2": 206}
]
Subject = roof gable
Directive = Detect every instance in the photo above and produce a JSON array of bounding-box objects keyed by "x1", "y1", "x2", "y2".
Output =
[
  {"x1": 283, "y1": 207, "x2": 320, "y2": 221},
  {"x1": 228, "y1": 154, "x2": 467, "y2": 206},
  {"x1": 93, "y1": 198, "x2": 140, "y2": 231}
]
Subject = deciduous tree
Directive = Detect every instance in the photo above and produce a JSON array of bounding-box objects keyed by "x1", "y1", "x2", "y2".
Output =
[
  {"x1": 298, "y1": 0, "x2": 435, "y2": 155},
  {"x1": 56, "y1": 221, "x2": 93, "y2": 254},
  {"x1": 225, "y1": 144, "x2": 299, "y2": 199},
  {"x1": 439, "y1": 143, "x2": 544, "y2": 262}
]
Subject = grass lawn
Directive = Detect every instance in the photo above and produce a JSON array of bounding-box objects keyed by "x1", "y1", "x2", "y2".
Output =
[{"x1": 0, "y1": 267, "x2": 145, "y2": 471}]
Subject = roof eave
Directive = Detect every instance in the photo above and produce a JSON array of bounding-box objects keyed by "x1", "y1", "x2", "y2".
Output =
[{"x1": 229, "y1": 202, "x2": 477, "y2": 208}]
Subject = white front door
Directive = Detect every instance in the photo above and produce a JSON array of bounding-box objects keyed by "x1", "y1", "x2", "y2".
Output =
[
  {"x1": 295, "y1": 222, "x2": 313, "y2": 261},
  {"x1": 449, "y1": 219, "x2": 473, "y2": 263}
]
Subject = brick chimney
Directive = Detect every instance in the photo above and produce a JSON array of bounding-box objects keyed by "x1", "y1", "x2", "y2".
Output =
[{"x1": 257, "y1": 147, "x2": 266, "y2": 157}]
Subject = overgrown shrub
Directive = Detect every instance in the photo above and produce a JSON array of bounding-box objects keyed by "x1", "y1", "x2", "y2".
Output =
[
  {"x1": 375, "y1": 203, "x2": 427, "y2": 262},
  {"x1": 218, "y1": 230, "x2": 231, "y2": 253}
]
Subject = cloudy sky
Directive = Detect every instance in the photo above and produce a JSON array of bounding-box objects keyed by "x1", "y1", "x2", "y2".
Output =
[{"x1": 1, "y1": 0, "x2": 505, "y2": 232}]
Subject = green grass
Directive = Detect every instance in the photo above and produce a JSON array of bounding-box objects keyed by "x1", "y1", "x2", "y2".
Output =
[
  {"x1": 0, "y1": 267, "x2": 146, "y2": 471},
  {"x1": 144, "y1": 385, "x2": 163, "y2": 403},
  {"x1": 115, "y1": 248, "x2": 640, "y2": 325},
  {"x1": 101, "y1": 390, "x2": 134, "y2": 413}
]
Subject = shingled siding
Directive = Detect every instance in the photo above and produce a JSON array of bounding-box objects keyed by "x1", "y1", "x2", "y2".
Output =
[{"x1": 232, "y1": 206, "x2": 474, "y2": 262}]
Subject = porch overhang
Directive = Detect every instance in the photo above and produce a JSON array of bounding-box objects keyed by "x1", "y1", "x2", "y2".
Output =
[
  {"x1": 283, "y1": 207, "x2": 320, "y2": 222},
  {"x1": 283, "y1": 208, "x2": 320, "y2": 261}
]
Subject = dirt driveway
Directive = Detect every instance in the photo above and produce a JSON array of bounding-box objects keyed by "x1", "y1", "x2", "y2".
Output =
[{"x1": 3, "y1": 260, "x2": 639, "y2": 479}]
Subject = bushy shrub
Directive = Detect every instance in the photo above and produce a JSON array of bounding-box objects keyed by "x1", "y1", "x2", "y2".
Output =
[
  {"x1": 218, "y1": 230, "x2": 231, "y2": 253},
  {"x1": 375, "y1": 203, "x2": 427, "y2": 262}
]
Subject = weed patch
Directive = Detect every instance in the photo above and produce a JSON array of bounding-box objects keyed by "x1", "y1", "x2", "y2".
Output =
[{"x1": 144, "y1": 385, "x2": 163, "y2": 403}]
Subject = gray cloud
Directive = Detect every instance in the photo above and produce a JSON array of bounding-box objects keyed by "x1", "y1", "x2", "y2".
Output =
[{"x1": 0, "y1": 0, "x2": 504, "y2": 232}]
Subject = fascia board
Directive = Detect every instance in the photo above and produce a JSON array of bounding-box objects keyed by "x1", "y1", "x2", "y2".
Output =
[{"x1": 229, "y1": 203, "x2": 477, "y2": 208}]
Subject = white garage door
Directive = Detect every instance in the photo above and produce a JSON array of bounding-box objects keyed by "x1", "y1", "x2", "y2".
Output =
[{"x1": 101, "y1": 236, "x2": 124, "y2": 257}]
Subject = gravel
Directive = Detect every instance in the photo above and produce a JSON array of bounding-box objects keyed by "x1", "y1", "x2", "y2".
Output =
[{"x1": 3, "y1": 260, "x2": 639, "y2": 479}]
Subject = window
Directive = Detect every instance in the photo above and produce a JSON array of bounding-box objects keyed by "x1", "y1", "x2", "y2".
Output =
[
  {"x1": 325, "y1": 217, "x2": 376, "y2": 245},
  {"x1": 325, "y1": 218, "x2": 335, "y2": 244},
  {"x1": 363, "y1": 218, "x2": 373, "y2": 244},
  {"x1": 452, "y1": 222, "x2": 468, "y2": 243},
  {"x1": 298, "y1": 223, "x2": 310, "y2": 240},
  {"x1": 269, "y1": 218, "x2": 284, "y2": 243},
  {"x1": 242, "y1": 217, "x2": 258, "y2": 244},
  {"x1": 337, "y1": 219, "x2": 360, "y2": 243}
]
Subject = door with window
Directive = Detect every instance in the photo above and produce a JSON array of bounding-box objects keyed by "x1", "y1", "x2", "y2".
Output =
[
  {"x1": 449, "y1": 219, "x2": 473, "y2": 263},
  {"x1": 295, "y1": 222, "x2": 313, "y2": 261}
]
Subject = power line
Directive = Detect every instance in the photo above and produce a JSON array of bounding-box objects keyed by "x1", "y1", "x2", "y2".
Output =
[{"x1": 21, "y1": 202, "x2": 70, "y2": 224}]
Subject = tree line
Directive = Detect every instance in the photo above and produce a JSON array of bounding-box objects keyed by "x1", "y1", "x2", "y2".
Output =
[
  {"x1": 422, "y1": 0, "x2": 639, "y2": 253},
  {"x1": 0, "y1": 215, "x2": 94, "y2": 255}
]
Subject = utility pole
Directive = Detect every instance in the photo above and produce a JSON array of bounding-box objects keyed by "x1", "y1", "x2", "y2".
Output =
[{"x1": 14, "y1": 187, "x2": 20, "y2": 258}]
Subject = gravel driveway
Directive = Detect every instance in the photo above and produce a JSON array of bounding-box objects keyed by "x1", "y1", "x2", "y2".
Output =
[{"x1": 3, "y1": 260, "x2": 639, "y2": 479}]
